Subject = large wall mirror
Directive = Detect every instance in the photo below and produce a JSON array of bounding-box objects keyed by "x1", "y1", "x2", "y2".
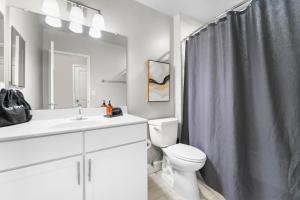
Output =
[
  {"x1": 0, "y1": 12, "x2": 4, "y2": 87},
  {"x1": 7, "y1": 6, "x2": 127, "y2": 110}
]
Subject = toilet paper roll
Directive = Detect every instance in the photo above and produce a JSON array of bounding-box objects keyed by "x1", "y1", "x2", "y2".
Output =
[{"x1": 146, "y1": 139, "x2": 152, "y2": 150}]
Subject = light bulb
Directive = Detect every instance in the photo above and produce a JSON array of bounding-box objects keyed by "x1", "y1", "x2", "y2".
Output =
[
  {"x1": 69, "y1": 21, "x2": 83, "y2": 33},
  {"x1": 45, "y1": 16, "x2": 61, "y2": 28},
  {"x1": 42, "y1": 0, "x2": 60, "y2": 17},
  {"x1": 90, "y1": 13, "x2": 105, "y2": 31},
  {"x1": 69, "y1": 5, "x2": 84, "y2": 24},
  {"x1": 89, "y1": 27, "x2": 102, "y2": 38}
]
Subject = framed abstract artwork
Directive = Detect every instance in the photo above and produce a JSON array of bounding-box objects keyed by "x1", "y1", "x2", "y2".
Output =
[{"x1": 147, "y1": 60, "x2": 170, "y2": 102}]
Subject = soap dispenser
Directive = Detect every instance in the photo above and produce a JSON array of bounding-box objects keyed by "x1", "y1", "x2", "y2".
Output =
[
  {"x1": 106, "y1": 100, "x2": 113, "y2": 116},
  {"x1": 101, "y1": 100, "x2": 107, "y2": 107}
]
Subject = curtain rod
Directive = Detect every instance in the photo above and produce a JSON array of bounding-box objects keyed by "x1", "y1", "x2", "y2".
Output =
[
  {"x1": 183, "y1": 0, "x2": 252, "y2": 41},
  {"x1": 157, "y1": 0, "x2": 253, "y2": 61}
]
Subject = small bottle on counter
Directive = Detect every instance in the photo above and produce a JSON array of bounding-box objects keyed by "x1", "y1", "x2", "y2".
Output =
[
  {"x1": 106, "y1": 100, "x2": 113, "y2": 116},
  {"x1": 101, "y1": 100, "x2": 107, "y2": 107}
]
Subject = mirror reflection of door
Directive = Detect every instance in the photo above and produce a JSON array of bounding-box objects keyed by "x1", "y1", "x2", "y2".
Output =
[
  {"x1": 49, "y1": 41, "x2": 55, "y2": 109},
  {"x1": 73, "y1": 64, "x2": 87, "y2": 107},
  {"x1": 53, "y1": 51, "x2": 89, "y2": 109},
  {"x1": 11, "y1": 26, "x2": 25, "y2": 87}
]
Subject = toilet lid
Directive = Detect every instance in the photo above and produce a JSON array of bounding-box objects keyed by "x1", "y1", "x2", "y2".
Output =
[
  {"x1": 165, "y1": 144, "x2": 206, "y2": 163},
  {"x1": 148, "y1": 118, "x2": 178, "y2": 126}
]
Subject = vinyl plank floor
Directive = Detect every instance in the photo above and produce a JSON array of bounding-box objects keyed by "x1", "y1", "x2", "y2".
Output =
[{"x1": 148, "y1": 171, "x2": 225, "y2": 200}]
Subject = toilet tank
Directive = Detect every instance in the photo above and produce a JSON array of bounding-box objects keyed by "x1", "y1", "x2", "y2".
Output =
[{"x1": 148, "y1": 118, "x2": 178, "y2": 148}]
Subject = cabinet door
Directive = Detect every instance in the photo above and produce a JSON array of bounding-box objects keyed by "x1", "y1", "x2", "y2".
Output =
[
  {"x1": 86, "y1": 141, "x2": 147, "y2": 200},
  {"x1": 0, "y1": 156, "x2": 83, "y2": 200}
]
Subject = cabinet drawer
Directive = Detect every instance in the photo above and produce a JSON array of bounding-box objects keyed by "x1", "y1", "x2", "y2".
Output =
[
  {"x1": 0, "y1": 133, "x2": 83, "y2": 172},
  {"x1": 85, "y1": 123, "x2": 147, "y2": 152}
]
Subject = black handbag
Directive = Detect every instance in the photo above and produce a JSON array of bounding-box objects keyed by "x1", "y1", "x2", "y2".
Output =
[{"x1": 0, "y1": 89, "x2": 32, "y2": 127}]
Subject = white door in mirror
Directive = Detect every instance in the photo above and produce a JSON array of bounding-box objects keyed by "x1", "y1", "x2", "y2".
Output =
[{"x1": 73, "y1": 64, "x2": 87, "y2": 107}]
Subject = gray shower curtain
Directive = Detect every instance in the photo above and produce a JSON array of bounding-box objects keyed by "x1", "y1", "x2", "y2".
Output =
[{"x1": 181, "y1": 0, "x2": 300, "y2": 199}]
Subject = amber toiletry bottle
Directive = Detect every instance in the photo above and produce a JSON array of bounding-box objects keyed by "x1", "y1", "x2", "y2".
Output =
[
  {"x1": 101, "y1": 100, "x2": 107, "y2": 107},
  {"x1": 106, "y1": 100, "x2": 113, "y2": 116}
]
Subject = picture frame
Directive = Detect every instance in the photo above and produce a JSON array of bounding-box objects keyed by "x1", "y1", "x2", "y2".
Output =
[{"x1": 147, "y1": 60, "x2": 170, "y2": 102}]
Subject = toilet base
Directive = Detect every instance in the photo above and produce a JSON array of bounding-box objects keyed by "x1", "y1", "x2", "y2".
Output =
[
  {"x1": 173, "y1": 170, "x2": 202, "y2": 200},
  {"x1": 161, "y1": 149, "x2": 206, "y2": 200}
]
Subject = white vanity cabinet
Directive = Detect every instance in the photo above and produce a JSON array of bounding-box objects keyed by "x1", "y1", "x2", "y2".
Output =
[
  {"x1": 0, "y1": 156, "x2": 83, "y2": 200},
  {"x1": 85, "y1": 124, "x2": 147, "y2": 200},
  {"x1": 0, "y1": 133, "x2": 84, "y2": 200},
  {"x1": 0, "y1": 120, "x2": 147, "y2": 200},
  {"x1": 85, "y1": 141, "x2": 147, "y2": 200}
]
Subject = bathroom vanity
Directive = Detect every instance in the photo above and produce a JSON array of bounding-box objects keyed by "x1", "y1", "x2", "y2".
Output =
[
  {"x1": 0, "y1": 2, "x2": 146, "y2": 200},
  {"x1": 0, "y1": 113, "x2": 147, "y2": 200}
]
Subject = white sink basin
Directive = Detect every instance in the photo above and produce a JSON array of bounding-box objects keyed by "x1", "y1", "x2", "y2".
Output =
[{"x1": 52, "y1": 117, "x2": 104, "y2": 129}]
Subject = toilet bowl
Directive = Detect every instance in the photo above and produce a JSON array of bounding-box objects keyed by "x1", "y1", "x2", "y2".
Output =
[
  {"x1": 163, "y1": 143, "x2": 206, "y2": 200},
  {"x1": 148, "y1": 118, "x2": 207, "y2": 200}
]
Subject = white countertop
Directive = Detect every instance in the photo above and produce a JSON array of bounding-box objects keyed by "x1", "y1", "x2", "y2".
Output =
[{"x1": 0, "y1": 114, "x2": 147, "y2": 142}]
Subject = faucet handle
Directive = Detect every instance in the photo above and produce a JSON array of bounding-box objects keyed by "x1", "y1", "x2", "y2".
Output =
[
  {"x1": 75, "y1": 100, "x2": 82, "y2": 107},
  {"x1": 76, "y1": 103, "x2": 84, "y2": 120}
]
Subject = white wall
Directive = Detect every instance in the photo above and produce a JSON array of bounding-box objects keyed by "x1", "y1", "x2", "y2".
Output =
[
  {"x1": 173, "y1": 14, "x2": 202, "y2": 141},
  {"x1": 8, "y1": 7, "x2": 43, "y2": 109},
  {"x1": 181, "y1": 15, "x2": 203, "y2": 40}
]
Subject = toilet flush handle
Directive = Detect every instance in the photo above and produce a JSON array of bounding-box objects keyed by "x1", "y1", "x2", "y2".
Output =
[{"x1": 153, "y1": 127, "x2": 160, "y2": 132}]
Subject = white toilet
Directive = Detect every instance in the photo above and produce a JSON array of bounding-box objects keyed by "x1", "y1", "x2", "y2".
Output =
[{"x1": 148, "y1": 118, "x2": 207, "y2": 200}]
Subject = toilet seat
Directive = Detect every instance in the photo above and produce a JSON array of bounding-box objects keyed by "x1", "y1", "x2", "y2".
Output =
[{"x1": 165, "y1": 144, "x2": 206, "y2": 163}]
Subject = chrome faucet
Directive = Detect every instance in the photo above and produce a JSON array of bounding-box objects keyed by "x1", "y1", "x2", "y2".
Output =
[{"x1": 76, "y1": 100, "x2": 83, "y2": 120}]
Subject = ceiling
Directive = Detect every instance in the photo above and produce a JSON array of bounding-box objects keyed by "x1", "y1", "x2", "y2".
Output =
[{"x1": 135, "y1": 0, "x2": 246, "y2": 22}]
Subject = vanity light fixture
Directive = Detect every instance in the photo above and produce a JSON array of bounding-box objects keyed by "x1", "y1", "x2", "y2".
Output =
[
  {"x1": 69, "y1": 4, "x2": 84, "y2": 24},
  {"x1": 90, "y1": 12, "x2": 105, "y2": 31},
  {"x1": 42, "y1": 0, "x2": 60, "y2": 17},
  {"x1": 89, "y1": 12, "x2": 105, "y2": 38},
  {"x1": 45, "y1": 16, "x2": 62, "y2": 28},
  {"x1": 89, "y1": 27, "x2": 102, "y2": 38},
  {"x1": 69, "y1": 4, "x2": 84, "y2": 33},
  {"x1": 42, "y1": 0, "x2": 106, "y2": 38},
  {"x1": 42, "y1": 0, "x2": 62, "y2": 28},
  {"x1": 69, "y1": 21, "x2": 83, "y2": 33}
]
